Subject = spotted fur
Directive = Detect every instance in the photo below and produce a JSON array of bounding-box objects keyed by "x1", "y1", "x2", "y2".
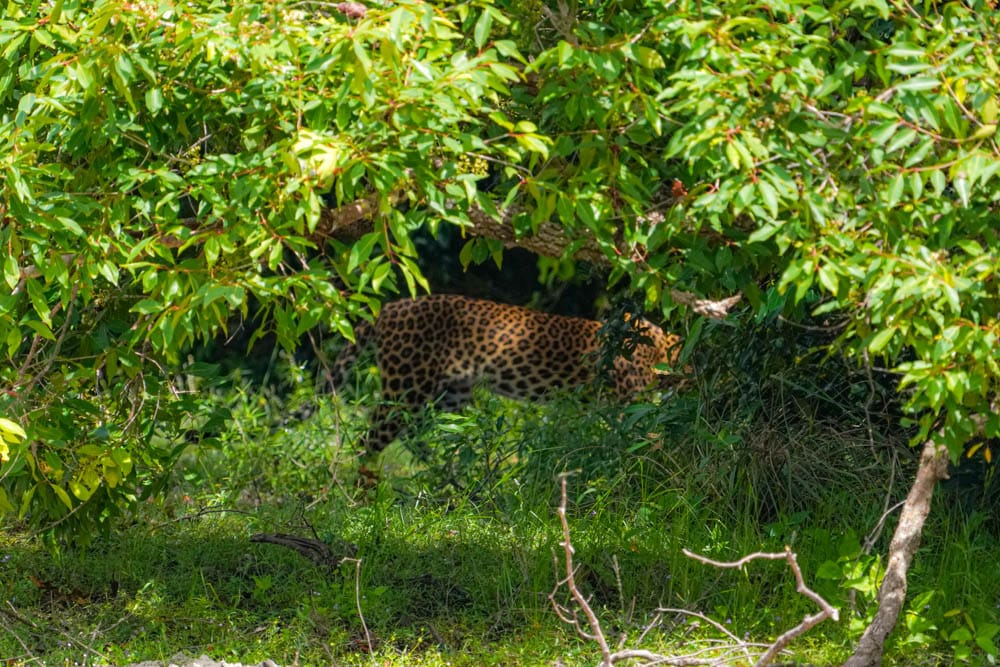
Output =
[{"x1": 336, "y1": 294, "x2": 680, "y2": 453}]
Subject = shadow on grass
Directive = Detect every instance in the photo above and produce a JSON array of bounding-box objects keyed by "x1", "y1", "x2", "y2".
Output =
[{"x1": 0, "y1": 502, "x2": 562, "y2": 664}]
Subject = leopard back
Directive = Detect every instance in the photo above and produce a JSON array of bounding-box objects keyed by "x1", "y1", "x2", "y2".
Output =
[{"x1": 336, "y1": 295, "x2": 680, "y2": 452}]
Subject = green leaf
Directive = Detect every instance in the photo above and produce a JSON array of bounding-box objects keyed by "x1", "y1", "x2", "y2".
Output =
[
  {"x1": 98, "y1": 262, "x2": 119, "y2": 286},
  {"x1": 70, "y1": 478, "x2": 95, "y2": 501},
  {"x1": 868, "y1": 327, "x2": 896, "y2": 354},
  {"x1": 145, "y1": 87, "x2": 164, "y2": 114},
  {"x1": 50, "y1": 483, "x2": 74, "y2": 511},
  {"x1": 556, "y1": 40, "x2": 573, "y2": 66},
  {"x1": 726, "y1": 139, "x2": 754, "y2": 171},
  {"x1": 955, "y1": 240, "x2": 983, "y2": 256},
  {"x1": 16, "y1": 92, "x2": 36, "y2": 126},
  {"x1": 50, "y1": 0, "x2": 64, "y2": 23},
  {"x1": 349, "y1": 233, "x2": 380, "y2": 272},
  {"x1": 57, "y1": 216, "x2": 85, "y2": 237},
  {"x1": 748, "y1": 222, "x2": 781, "y2": 244},
  {"x1": 515, "y1": 133, "x2": 550, "y2": 158},
  {"x1": 950, "y1": 627, "x2": 973, "y2": 642},
  {"x1": 473, "y1": 9, "x2": 493, "y2": 49},
  {"x1": 3, "y1": 255, "x2": 18, "y2": 290},
  {"x1": 111, "y1": 449, "x2": 133, "y2": 477},
  {"x1": 26, "y1": 280, "x2": 51, "y2": 326},
  {"x1": 813, "y1": 74, "x2": 843, "y2": 99},
  {"x1": 896, "y1": 77, "x2": 939, "y2": 92},
  {"x1": 971, "y1": 123, "x2": 997, "y2": 140},
  {"x1": 371, "y1": 260, "x2": 392, "y2": 292},
  {"x1": 817, "y1": 264, "x2": 838, "y2": 295},
  {"x1": 0, "y1": 418, "x2": 27, "y2": 443},
  {"x1": 18, "y1": 484, "x2": 36, "y2": 519},
  {"x1": 908, "y1": 172, "x2": 923, "y2": 199},
  {"x1": 131, "y1": 299, "x2": 162, "y2": 315},
  {"x1": 954, "y1": 174, "x2": 970, "y2": 207},
  {"x1": 869, "y1": 120, "x2": 898, "y2": 146},
  {"x1": 0, "y1": 488, "x2": 13, "y2": 514},
  {"x1": 816, "y1": 561, "x2": 843, "y2": 579},
  {"x1": 885, "y1": 127, "x2": 916, "y2": 154},
  {"x1": 757, "y1": 180, "x2": 779, "y2": 219},
  {"x1": 115, "y1": 54, "x2": 135, "y2": 84},
  {"x1": 886, "y1": 173, "x2": 905, "y2": 207},
  {"x1": 633, "y1": 46, "x2": 664, "y2": 69},
  {"x1": 201, "y1": 285, "x2": 244, "y2": 308},
  {"x1": 33, "y1": 28, "x2": 54, "y2": 48}
]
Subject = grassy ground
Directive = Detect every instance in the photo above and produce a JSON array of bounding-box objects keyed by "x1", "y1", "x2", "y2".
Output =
[{"x1": 2, "y1": 380, "x2": 998, "y2": 666}]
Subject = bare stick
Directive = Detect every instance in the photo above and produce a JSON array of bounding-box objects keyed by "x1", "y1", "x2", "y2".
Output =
[
  {"x1": 683, "y1": 547, "x2": 839, "y2": 667},
  {"x1": 551, "y1": 476, "x2": 728, "y2": 666},
  {"x1": 343, "y1": 557, "x2": 375, "y2": 660},
  {"x1": 655, "y1": 608, "x2": 754, "y2": 663},
  {"x1": 550, "y1": 473, "x2": 614, "y2": 666}
]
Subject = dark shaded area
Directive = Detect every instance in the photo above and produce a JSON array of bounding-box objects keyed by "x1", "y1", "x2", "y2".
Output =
[{"x1": 190, "y1": 224, "x2": 605, "y2": 384}]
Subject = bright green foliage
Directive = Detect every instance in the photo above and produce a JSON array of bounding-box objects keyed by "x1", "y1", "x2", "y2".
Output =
[
  {"x1": 505, "y1": 1, "x2": 1000, "y2": 461},
  {"x1": 1, "y1": 387, "x2": 995, "y2": 665},
  {"x1": 2, "y1": 0, "x2": 999, "y2": 545},
  {"x1": 0, "y1": 0, "x2": 535, "y2": 539}
]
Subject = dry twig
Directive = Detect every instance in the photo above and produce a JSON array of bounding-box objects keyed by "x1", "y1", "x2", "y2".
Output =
[
  {"x1": 550, "y1": 473, "x2": 615, "y2": 666},
  {"x1": 551, "y1": 475, "x2": 838, "y2": 666},
  {"x1": 550, "y1": 476, "x2": 744, "y2": 666},
  {"x1": 683, "y1": 547, "x2": 839, "y2": 666},
  {"x1": 670, "y1": 290, "x2": 742, "y2": 320},
  {"x1": 343, "y1": 557, "x2": 376, "y2": 659}
]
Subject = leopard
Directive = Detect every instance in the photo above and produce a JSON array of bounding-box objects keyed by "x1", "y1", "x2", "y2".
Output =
[{"x1": 335, "y1": 294, "x2": 682, "y2": 454}]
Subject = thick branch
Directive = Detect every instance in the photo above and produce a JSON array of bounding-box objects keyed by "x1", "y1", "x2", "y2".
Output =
[
  {"x1": 312, "y1": 191, "x2": 610, "y2": 263},
  {"x1": 465, "y1": 204, "x2": 609, "y2": 264},
  {"x1": 16, "y1": 192, "x2": 742, "y2": 320},
  {"x1": 313, "y1": 190, "x2": 407, "y2": 243},
  {"x1": 317, "y1": 195, "x2": 742, "y2": 317},
  {"x1": 250, "y1": 532, "x2": 356, "y2": 568},
  {"x1": 842, "y1": 439, "x2": 950, "y2": 667}
]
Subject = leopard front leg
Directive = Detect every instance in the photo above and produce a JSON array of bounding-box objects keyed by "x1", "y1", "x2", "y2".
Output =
[{"x1": 359, "y1": 402, "x2": 409, "y2": 453}]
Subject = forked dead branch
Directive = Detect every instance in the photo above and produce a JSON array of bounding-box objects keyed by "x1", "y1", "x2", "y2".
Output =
[{"x1": 550, "y1": 474, "x2": 839, "y2": 667}]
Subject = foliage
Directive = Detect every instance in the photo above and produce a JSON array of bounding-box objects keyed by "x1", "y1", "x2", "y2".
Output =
[
  {"x1": 1, "y1": 386, "x2": 996, "y2": 665},
  {"x1": 0, "y1": 0, "x2": 536, "y2": 538},
  {"x1": 2, "y1": 0, "x2": 998, "y2": 566},
  {"x1": 505, "y1": 0, "x2": 1000, "y2": 462}
]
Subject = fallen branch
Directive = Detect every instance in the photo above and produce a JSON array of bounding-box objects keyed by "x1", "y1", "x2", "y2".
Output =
[
  {"x1": 683, "y1": 547, "x2": 840, "y2": 666},
  {"x1": 551, "y1": 474, "x2": 838, "y2": 666},
  {"x1": 250, "y1": 532, "x2": 357, "y2": 568},
  {"x1": 550, "y1": 474, "x2": 615, "y2": 666}
]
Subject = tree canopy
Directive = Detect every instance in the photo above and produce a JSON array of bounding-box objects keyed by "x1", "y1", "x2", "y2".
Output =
[{"x1": 2, "y1": 0, "x2": 998, "y2": 553}]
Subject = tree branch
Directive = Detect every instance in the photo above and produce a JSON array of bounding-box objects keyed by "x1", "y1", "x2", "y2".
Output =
[
  {"x1": 843, "y1": 438, "x2": 950, "y2": 667},
  {"x1": 683, "y1": 547, "x2": 839, "y2": 667},
  {"x1": 552, "y1": 476, "x2": 835, "y2": 666}
]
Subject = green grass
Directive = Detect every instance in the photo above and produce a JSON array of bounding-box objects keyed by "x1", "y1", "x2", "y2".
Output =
[{"x1": 2, "y1": 384, "x2": 998, "y2": 666}]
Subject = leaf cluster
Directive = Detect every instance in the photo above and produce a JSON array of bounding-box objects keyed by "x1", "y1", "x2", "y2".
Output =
[{"x1": 2, "y1": 0, "x2": 999, "y2": 542}]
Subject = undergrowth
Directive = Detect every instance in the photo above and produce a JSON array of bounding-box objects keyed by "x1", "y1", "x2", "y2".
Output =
[{"x1": 1, "y1": 340, "x2": 998, "y2": 666}]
